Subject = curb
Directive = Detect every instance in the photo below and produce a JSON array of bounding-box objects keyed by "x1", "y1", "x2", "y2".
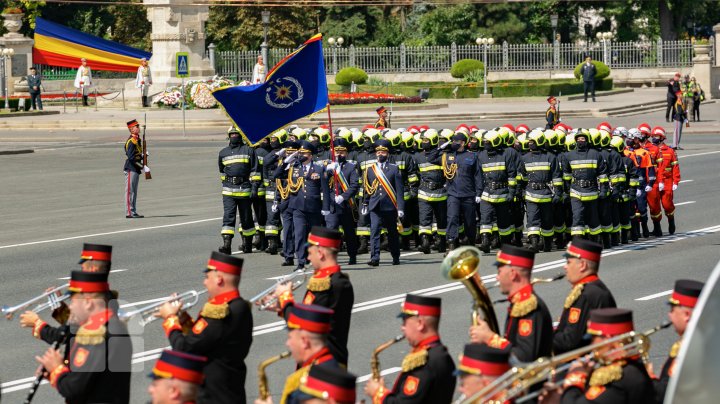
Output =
[
  {"x1": 0, "y1": 149, "x2": 35, "y2": 155},
  {"x1": 0, "y1": 110, "x2": 60, "y2": 118}
]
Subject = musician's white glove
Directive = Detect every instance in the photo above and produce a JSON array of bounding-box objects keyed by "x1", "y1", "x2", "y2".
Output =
[
  {"x1": 439, "y1": 141, "x2": 451, "y2": 150},
  {"x1": 658, "y1": 182, "x2": 665, "y2": 192},
  {"x1": 636, "y1": 189, "x2": 642, "y2": 197},
  {"x1": 271, "y1": 202, "x2": 278, "y2": 213},
  {"x1": 644, "y1": 185, "x2": 652, "y2": 192},
  {"x1": 672, "y1": 184, "x2": 678, "y2": 191},
  {"x1": 143, "y1": 165, "x2": 151, "y2": 173},
  {"x1": 361, "y1": 205, "x2": 369, "y2": 215},
  {"x1": 283, "y1": 151, "x2": 298, "y2": 164},
  {"x1": 475, "y1": 196, "x2": 482, "y2": 204},
  {"x1": 398, "y1": 210, "x2": 404, "y2": 218},
  {"x1": 334, "y1": 195, "x2": 345, "y2": 205},
  {"x1": 321, "y1": 210, "x2": 330, "y2": 216},
  {"x1": 326, "y1": 162, "x2": 338, "y2": 173}
]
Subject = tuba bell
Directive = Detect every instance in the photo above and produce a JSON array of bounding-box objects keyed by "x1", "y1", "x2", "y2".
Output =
[{"x1": 441, "y1": 246, "x2": 499, "y2": 333}]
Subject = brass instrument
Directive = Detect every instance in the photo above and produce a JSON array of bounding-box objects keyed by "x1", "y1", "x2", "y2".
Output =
[
  {"x1": 249, "y1": 270, "x2": 307, "y2": 310},
  {"x1": 371, "y1": 335, "x2": 405, "y2": 380},
  {"x1": 118, "y1": 289, "x2": 207, "y2": 326},
  {"x1": 463, "y1": 321, "x2": 671, "y2": 404},
  {"x1": 442, "y1": 246, "x2": 499, "y2": 332},
  {"x1": 258, "y1": 351, "x2": 291, "y2": 400},
  {"x1": 490, "y1": 274, "x2": 566, "y2": 304},
  {"x1": 2, "y1": 284, "x2": 69, "y2": 320}
]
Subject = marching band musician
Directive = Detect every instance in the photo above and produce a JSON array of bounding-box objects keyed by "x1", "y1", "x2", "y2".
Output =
[
  {"x1": 35, "y1": 271, "x2": 132, "y2": 403},
  {"x1": 364, "y1": 294, "x2": 456, "y2": 403},
  {"x1": 456, "y1": 343, "x2": 513, "y2": 403},
  {"x1": 470, "y1": 244, "x2": 554, "y2": 363},
  {"x1": 136, "y1": 57, "x2": 153, "y2": 107},
  {"x1": 297, "y1": 365, "x2": 357, "y2": 404},
  {"x1": 148, "y1": 349, "x2": 207, "y2": 404},
  {"x1": 650, "y1": 280, "x2": 704, "y2": 403},
  {"x1": 271, "y1": 227, "x2": 355, "y2": 366},
  {"x1": 157, "y1": 252, "x2": 253, "y2": 404},
  {"x1": 255, "y1": 304, "x2": 340, "y2": 404},
  {"x1": 553, "y1": 238, "x2": 616, "y2": 354},
  {"x1": 74, "y1": 57, "x2": 93, "y2": 106}
]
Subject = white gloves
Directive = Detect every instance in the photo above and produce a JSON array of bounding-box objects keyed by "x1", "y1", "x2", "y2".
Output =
[
  {"x1": 672, "y1": 184, "x2": 678, "y2": 191},
  {"x1": 271, "y1": 202, "x2": 278, "y2": 213},
  {"x1": 439, "y1": 141, "x2": 451, "y2": 150},
  {"x1": 334, "y1": 195, "x2": 345, "y2": 204},
  {"x1": 475, "y1": 196, "x2": 482, "y2": 204},
  {"x1": 644, "y1": 185, "x2": 652, "y2": 192},
  {"x1": 283, "y1": 151, "x2": 298, "y2": 164},
  {"x1": 321, "y1": 210, "x2": 330, "y2": 216},
  {"x1": 143, "y1": 165, "x2": 151, "y2": 173},
  {"x1": 277, "y1": 148, "x2": 286, "y2": 156},
  {"x1": 398, "y1": 210, "x2": 405, "y2": 218},
  {"x1": 659, "y1": 182, "x2": 665, "y2": 191},
  {"x1": 636, "y1": 189, "x2": 642, "y2": 197},
  {"x1": 361, "y1": 206, "x2": 369, "y2": 215},
  {"x1": 326, "y1": 162, "x2": 338, "y2": 173}
]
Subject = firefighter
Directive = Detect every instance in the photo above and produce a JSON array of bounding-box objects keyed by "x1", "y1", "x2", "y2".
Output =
[
  {"x1": 648, "y1": 126, "x2": 680, "y2": 235},
  {"x1": 415, "y1": 129, "x2": 448, "y2": 254}
]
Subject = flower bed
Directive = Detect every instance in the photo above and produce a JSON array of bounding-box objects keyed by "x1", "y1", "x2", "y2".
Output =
[{"x1": 329, "y1": 92, "x2": 422, "y2": 105}]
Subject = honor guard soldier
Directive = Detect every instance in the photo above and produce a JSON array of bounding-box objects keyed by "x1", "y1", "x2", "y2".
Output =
[
  {"x1": 561, "y1": 129, "x2": 609, "y2": 241},
  {"x1": 555, "y1": 308, "x2": 654, "y2": 404},
  {"x1": 546, "y1": 96, "x2": 559, "y2": 130},
  {"x1": 157, "y1": 252, "x2": 253, "y2": 404},
  {"x1": 148, "y1": 350, "x2": 207, "y2": 404},
  {"x1": 275, "y1": 140, "x2": 331, "y2": 270},
  {"x1": 325, "y1": 138, "x2": 361, "y2": 264},
  {"x1": 36, "y1": 271, "x2": 132, "y2": 404},
  {"x1": 470, "y1": 245, "x2": 553, "y2": 363},
  {"x1": 456, "y1": 343, "x2": 513, "y2": 403},
  {"x1": 553, "y1": 238, "x2": 616, "y2": 354},
  {"x1": 362, "y1": 139, "x2": 405, "y2": 266},
  {"x1": 256, "y1": 304, "x2": 339, "y2": 404},
  {"x1": 74, "y1": 58, "x2": 93, "y2": 106},
  {"x1": 647, "y1": 127, "x2": 680, "y2": 236},
  {"x1": 415, "y1": 129, "x2": 448, "y2": 253},
  {"x1": 136, "y1": 58, "x2": 153, "y2": 107},
  {"x1": 272, "y1": 227, "x2": 355, "y2": 366},
  {"x1": 124, "y1": 119, "x2": 146, "y2": 218},
  {"x1": 219, "y1": 127, "x2": 258, "y2": 254},
  {"x1": 375, "y1": 106, "x2": 389, "y2": 128},
  {"x1": 297, "y1": 365, "x2": 357, "y2": 404},
  {"x1": 364, "y1": 294, "x2": 456, "y2": 403},
  {"x1": 263, "y1": 130, "x2": 289, "y2": 254},
  {"x1": 650, "y1": 280, "x2": 703, "y2": 403}
]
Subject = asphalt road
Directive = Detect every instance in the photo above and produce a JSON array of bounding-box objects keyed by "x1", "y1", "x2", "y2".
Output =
[{"x1": 1, "y1": 122, "x2": 719, "y2": 403}]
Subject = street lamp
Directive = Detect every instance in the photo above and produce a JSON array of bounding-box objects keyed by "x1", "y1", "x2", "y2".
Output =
[
  {"x1": 261, "y1": 10, "x2": 270, "y2": 69},
  {"x1": 596, "y1": 31, "x2": 612, "y2": 64},
  {"x1": 550, "y1": 14, "x2": 559, "y2": 43},
  {"x1": 327, "y1": 36, "x2": 344, "y2": 75},
  {"x1": 1, "y1": 47, "x2": 15, "y2": 110},
  {"x1": 475, "y1": 37, "x2": 494, "y2": 95}
]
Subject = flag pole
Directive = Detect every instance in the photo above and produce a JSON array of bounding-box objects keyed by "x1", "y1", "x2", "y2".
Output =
[{"x1": 326, "y1": 101, "x2": 340, "y2": 197}]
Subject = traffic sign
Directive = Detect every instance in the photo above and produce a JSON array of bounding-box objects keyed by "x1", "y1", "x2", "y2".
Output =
[{"x1": 176, "y1": 52, "x2": 189, "y2": 78}]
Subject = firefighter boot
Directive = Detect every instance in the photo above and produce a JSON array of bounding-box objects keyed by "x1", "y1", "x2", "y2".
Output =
[
  {"x1": 501, "y1": 235, "x2": 514, "y2": 247},
  {"x1": 491, "y1": 233, "x2": 500, "y2": 249},
  {"x1": 601, "y1": 233, "x2": 611, "y2": 249},
  {"x1": 437, "y1": 237, "x2": 447, "y2": 254},
  {"x1": 652, "y1": 221, "x2": 662, "y2": 237},
  {"x1": 621, "y1": 229, "x2": 629, "y2": 244},
  {"x1": 419, "y1": 235, "x2": 431, "y2": 254},
  {"x1": 631, "y1": 221, "x2": 640, "y2": 241},
  {"x1": 610, "y1": 232, "x2": 620, "y2": 247},
  {"x1": 668, "y1": 217, "x2": 676, "y2": 235},
  {"x1": 528, "y1": 235, "x2": 541, "y2": 253},
  {"x1": 401, "y1": 236, "x2": 411, "y2": 251},
  {"x1": 219, "y1": 235, "x2": 232, "y2": 254},
  {"x1": 253, "y1": 233, "x2": 261, "y2": 250},
  {"x1": 446, "y1": 239, "x2": 459, "y2": 256},
  {"x1": 543, "y1": 236, "x2": 553, "y2": 252},
  {"x1": 479, "y1": 234, "x2": 491, "y2": 253},
  {"x1": 357, "y1": 237, "x2": 369, "y2": 255},
  {"x1": 555, "y1": 233, "x2": 566, "y2": 249},
  {"x1": 641, "y1": 220, "x2": 650, "y2": 238},
  {"x1": 265, "y1": 236, "x2": 278, "y2": 255},
  {"x1": 513, "y1": 231, "x2": 524, "y2": 247},
  {"x1": 242, "y1": 236, "x2": 253, "y2": 253}
]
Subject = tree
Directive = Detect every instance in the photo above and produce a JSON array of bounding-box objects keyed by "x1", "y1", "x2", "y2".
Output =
[{"x1": 418, "y1": 4, "x2": 478, "y2": 45}]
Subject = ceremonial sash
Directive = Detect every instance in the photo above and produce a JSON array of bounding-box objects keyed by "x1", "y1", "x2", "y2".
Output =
[
  {"x1": 371, "y1": 164, "x2": 398, "y2": 209},
  {"x1": 335, "y1": 167, "x2": 356, "y2": 210}
]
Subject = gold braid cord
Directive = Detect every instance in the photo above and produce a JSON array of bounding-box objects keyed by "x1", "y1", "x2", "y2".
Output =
[
  {"x1": 442, "y1": 153, "x2": 457, "y2": 180},
  {"x1": 363, "y1": 167, "x2": 380, "y2": 196},
  {"x1": 276, "y1": 167, "x2": 304, "y2": 199}
]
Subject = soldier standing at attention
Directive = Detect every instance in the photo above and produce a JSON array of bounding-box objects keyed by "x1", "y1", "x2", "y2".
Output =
[
  {"x1": 136, "y1": 57, "x2": 153, "y2": 107},
  {"x1": 124, "y1": 119, "x2": 146, "y2": 218},
  {"x1": 375, "y1": 106, "x2": 389, "y2": 129},
  {"x1": 74, "y1": 58, "x2": 93, "y2": 106},
  {"x1": 545, "y1": 96, "x2": 559, "y2": 130}
]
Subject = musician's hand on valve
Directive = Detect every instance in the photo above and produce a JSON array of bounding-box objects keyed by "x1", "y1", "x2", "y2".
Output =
[
  {"x1": 538, "y1": 382, "x2": 562, "y2": 404},
  {"x1": 156, "y1": 294, "x2": 181, "y2": 319},
  {"x1": 364, "y1": 377, "x2": 384, "y2": 398},
  {"x1": 645, "y1": 362, "x2": 657, "y2": 379},
  {"x1": 254, "y1": 398, "x2": 273, "y2": 404},
  {"x1": 469, "y1": 320, "x2": 494, "y2": 344},
  {"x1": 274, "y1": 282, "x2": 292, "y2": 297},
  {"x1": 20, "y1": 311, "x2": 40, "y2": 328},
  {"x1": 568, "y1": 358, "x2": 593, "y2": 376},
  {"x1": 36, "y1": 346, "x2": 63, "y2": 373}
]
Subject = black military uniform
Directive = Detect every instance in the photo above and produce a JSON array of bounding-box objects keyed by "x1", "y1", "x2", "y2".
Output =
[
  {"x1": 561, "y1": 309, "x2": 654, "y2": 404},
  {"x1": 219, "y1": 127, "x2": 258, "y2": 254},
  {"x1": 162, "y1": 252, "x2": 253, "y2": 404},
  {"x1": 554, "y1": 238, "x2": 616, "y2": 354},
  {"x1": 251, "y1": 139, "x2": 270, "y2": 251},
  {"x1": 278, "y1": 227, "x2": 355, "y2": 366},
  {"x1": 262, "y1": 132, "x2": 288, "y2": 254},
  {"x1": 123, "y1": 119, "x2": 144, "y2": 218},
  {"x1": 47, "y1": 271, "x2": 131, "y2": 404},
  {"x1": 373, "y1": 294, "x2": 456, "y2": 404},
  {"x1": 415, "y1": 130, "x2": 448, "y2": 253}
]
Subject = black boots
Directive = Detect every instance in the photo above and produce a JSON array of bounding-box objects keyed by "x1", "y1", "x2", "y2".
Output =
[
  {"x1": 419, "y1": 235, "x2": 431, "y2": 254},
  {"x1": 651, "y1": 221, "x2": 662, "y2": 237},
  {"x1": 82, "y1": 95, "x2": 89, "y2": 106},
  {"x1": 513, "y1": 231, "x2": 523, "y2": 247},
  {"x1": 631, "y1": 221, "x2": 640, "y2": 241},
  {"x1": 437, "y1": 237, "x2": 447, "y2": 254},
  {"x1": 610, "y1": 232, "x2": 620, "y2": 246},
  {"x1": 401, "y1": 236, "x2": 411, "y2": 251},
  {"x1": 668, "y1": 217, "x2": 676, "y2": 235},
  {"x1": 219, "y1": 235, "x2": 232, "y2": 254},
  {"x1": 641, "y1": 220, "x2": 650, "y2": 238},
  {"x1": 555, "y1": 233, "x2": 566, "y2": 249},
  {"x1": 601, "y1": 233, "x2": 611, "y2": 249},
  {"x1": 242, "y1": 236, "x2": 253, "y2": 253},
  {"x1": 529, "y1": 235, "x2": 541, "y2": 253},
  {"x1": 621, "y1": 229, "x2": 630, "y2": 244},
  {"x1": 357, "y1": 237, "x2": 369, "y2": 254},
  {"x1": 543, "y1": 236, "x2": 553, "y2": 252},
  {"x1": 265, "y1": 236, "x2": 278, "y2": 255},
  {"x1": 142, "y1": 96, "x2": 149, "y2": 107},
  {"x1": 479, "y1": 233, "x2": 491, "y2": 253}
]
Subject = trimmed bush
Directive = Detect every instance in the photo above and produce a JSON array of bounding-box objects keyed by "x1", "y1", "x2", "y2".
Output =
[
  {"x1": 574, "y1": 60, "x2": 611, "y2": 81},
  {"x1": 491, "y1": 78, "x2": 613, "y2": 97},
  {"x1": 451, "y1": 59, "x2": 485, "y2": 79},
  {"x1": 335, "y1": 67, "x2": 368, "y2": 86}
]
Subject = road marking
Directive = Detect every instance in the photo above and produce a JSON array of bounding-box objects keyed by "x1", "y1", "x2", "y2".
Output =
[
  {"x1": 636, "y1": 290, "x2": 673, "y2": 301},
  {"x1": 674, "y1": 201, "x2": 695, "y2": 206},
  {"x1": 678, "y1": 180, "x2": 693, "y2": 184},
  {"x1": 400, "y1": 251, "x2": 422, "y2": 257},
  {"x1": 357, "y1": 367, "x2": 403, "y2": 383},
  {"x1": 678, "y1": 150, "x2": 720, "y2": 159},
  {"x1": 0, "y1": 217, "x2": 222, "y2": 250},
  {"x1": 57, "y1": 268, "x2": 129, "y2": 280},
  {"x1": 5, "y1": 223, "x2": 720, "y2": 395}
]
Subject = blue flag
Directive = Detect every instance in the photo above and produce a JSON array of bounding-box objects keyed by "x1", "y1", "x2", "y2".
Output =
[{"x1": 213, "y1": 34, "x2": 328, "y2": 145}]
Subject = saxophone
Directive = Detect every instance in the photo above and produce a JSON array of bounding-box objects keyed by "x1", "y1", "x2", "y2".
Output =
[
  {"x1": 371, "y1": 335, "x2": 405, "y2": 380},
  {"x1": 258, "y1": 351, "x2": 291, "y2": 400}
]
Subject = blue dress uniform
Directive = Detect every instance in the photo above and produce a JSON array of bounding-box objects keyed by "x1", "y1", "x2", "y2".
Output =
[
  {"x1": 275, "y1": 141, "x2": 301, "y2": 265},
  {"x1": 363, "y1": 139, "x2": 404, "y2": 266},
  {"x1": 415, "y1": 131, "x2": 448, "y2": 254},
  {"x1": 219, "y1": 128, "x2": 258, "y2": 254},
  {"x1": 427, "y1": 133, "x2": 483, "y2": 250},
  {"x1": 325, "y1": 139, "x2": 361, "y2": 263},
  {"x1": 123, "y1": 119, "x2": 144, "y2": 218},
  {"x1": 275, "y1": 141, "x2": 330, "y2": 270},
  {"x1": 355, "y1": 133, "x2": 381, "y2": 254},
  {"x1": 261, "y1": 134, "x2": 287, "y2": 255}
]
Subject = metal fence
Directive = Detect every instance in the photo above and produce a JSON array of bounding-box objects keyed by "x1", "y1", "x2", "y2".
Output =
[
  {"x1": 32, "y1": 65, "x2": 136, "y2": 81},
  {"x1": 212, "y1": 39, "x2": 695, "y2": 81}
]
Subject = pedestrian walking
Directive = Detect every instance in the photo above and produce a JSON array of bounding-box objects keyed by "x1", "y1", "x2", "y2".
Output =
[{"x1": 665, "y1": 73, "x2": 681, "y2": 122}]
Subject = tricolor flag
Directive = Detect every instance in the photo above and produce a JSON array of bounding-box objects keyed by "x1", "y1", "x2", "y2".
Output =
[
  {"x1": 212, "y1": 34, "x2": 328, "y2": 145},
  {"x1": 33, "y1": 17, "x2": 151, "y2": 72}
]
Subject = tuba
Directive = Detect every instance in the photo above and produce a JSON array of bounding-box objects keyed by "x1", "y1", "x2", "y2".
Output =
[
  {"x1": 441, "y1": 246, "x2": 499, "y2": 333},
  {"x1": 257, "y1": 351, "x2": 291, "y2": 400}
]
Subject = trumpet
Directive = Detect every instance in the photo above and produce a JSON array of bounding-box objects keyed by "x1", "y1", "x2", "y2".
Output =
[
  {"x1": 371, "y1": 335, "x2": 405, "y2": 380},
  {"x1": 249, "y1": 269, "x2": 307, "y2": 310},
  {"x1": 491, "y1": 274, "x2": 566, "y2": 304},
  {"x1": 2, "y1": 284, "x2": 69, "y2": 320},
  {"x1": 258, "y1": 351, "x2": 291, "y2": 400},
  {"x1": 118, "y1": 289, "x2": 207, "y2": 326}
]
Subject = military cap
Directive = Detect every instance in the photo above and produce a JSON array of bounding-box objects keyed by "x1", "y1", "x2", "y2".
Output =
[
  {"x1": 564, "y1": 237, "x2": 602, "y2": 263},
  {"x1": 150, "y1": 350, "x2": 207, "y2": 385},
  {"x1": 399, "y1": 294, "x2": 441, "y2": 318},
  {"x1": 547, "y1": 96, "x2": 556, "y2": 103},
  {"x1": 307, "y1": 226, "x2": 342, "y2": 250},
  {"x1": 283, "y1": 140, "x2": 300, "y2": 152},
  {"x1": 127, "y1": 119, "x2": 140, "y2": 128},
  {"x1": 587, "y1": 308, "x2": 634, "y2": 337},
  {"x1": 298, "y1": 140, "x2": 317, "y2": 154},
  {"x1": 287, "y1": 303, "x2": 334, "y2": 334},
  {"x1": 332, "y1": 138, "x2": 349, "y2": 152},
  {"x1": 452, "y1": 132, "x2": 469, "y2": 142},
  {"x1": 376, "y1": 106, "x2": 387, "y2": 115},
  {"x1": 494, "y1": 244, "x2": 535, "y2": 270},
  {"x1": 68, "y1": 271, "x2": 110, "y2": 294},
  {"x1": 374, "y1": 138, "x2": 392, "y2": 152},
  {"x1": 457, "y1": 343, "x2": 511, "y2": 376},
  {"x1": 669, "y1": 279, "x2": 704, "y2": 308},
  {"x1": 78, "y1": 243, "x2": 113, "y2": 264},
  {"x1": 205, "y1": 251, "x2": 243, "y2": 276},
  {"x1": 298, "y1": 365, "x2": 357, "y2": 403}
]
